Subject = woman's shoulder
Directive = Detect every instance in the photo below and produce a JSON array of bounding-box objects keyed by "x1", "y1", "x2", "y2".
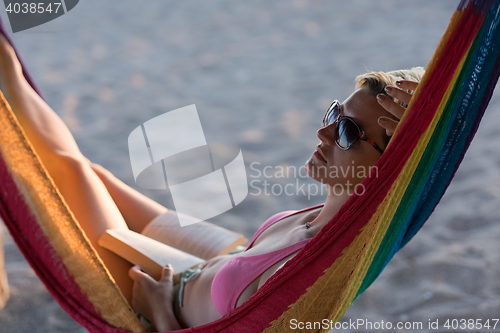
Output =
[
  {"x1": 263, "y1": 204, "x2": 324, "y2": 227},
  {"x1": 247, "y1": 204, "x2": 324, "y2": 248},
  {"x1": 265, "y1": 210, "x2": 298, "y2": 225},
  {"x1": 245, "y1": 210, "x2": 297, "y2": 249}
]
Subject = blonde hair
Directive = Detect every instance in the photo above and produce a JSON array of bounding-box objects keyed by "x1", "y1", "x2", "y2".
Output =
[
  {"x1": 355, "y1": 67, "x2": 425, "y2": 108},
  {"x1": 354, "y1": 67, "x2": 425, "y2": 146}
]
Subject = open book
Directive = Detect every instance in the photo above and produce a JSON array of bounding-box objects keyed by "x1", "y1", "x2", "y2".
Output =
[{"x1": 98, "y1": 213, "x2": 247, "y2": 281}]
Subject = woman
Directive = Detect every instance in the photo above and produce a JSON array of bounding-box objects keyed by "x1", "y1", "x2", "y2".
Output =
[{"x1": 0, "y1": 32, "x2": 423, "y2": 330}]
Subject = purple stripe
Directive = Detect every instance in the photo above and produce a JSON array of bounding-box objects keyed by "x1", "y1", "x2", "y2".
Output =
[
  {"x1": 459, "y1": 0, "x2": 497, "y2": 12},
  {"x1": 477, "y1": 0, "x2": 495, "y2": 12},
  {"x1": 458, "y1": 0, "x2": 469, "y2": 10}
]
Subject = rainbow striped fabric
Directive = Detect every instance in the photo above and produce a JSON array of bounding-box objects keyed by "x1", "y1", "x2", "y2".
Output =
[
  {"x1": 0, "y1": 1, "x2": 499, "y2": 332},
  {"x1": 358, "y1": 0, "x2": 500, "y2": 298}
]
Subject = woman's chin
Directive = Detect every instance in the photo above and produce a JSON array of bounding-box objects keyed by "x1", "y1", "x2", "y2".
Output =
[
  {"x1": 304, "y1": 157, "x2": 315, "y2": 176},
  {"x1": 305, "y1": 162, "x2": 324, "y2": 184}
]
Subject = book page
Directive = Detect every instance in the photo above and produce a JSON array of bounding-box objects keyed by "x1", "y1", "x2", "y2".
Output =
[{"x1": 141, "y1": 210, "x2": 247, "y2": 260}]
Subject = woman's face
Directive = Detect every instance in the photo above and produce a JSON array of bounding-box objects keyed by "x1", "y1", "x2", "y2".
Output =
[{"x1": 305, "y1": 87, "x2": 388, "y2": 194}]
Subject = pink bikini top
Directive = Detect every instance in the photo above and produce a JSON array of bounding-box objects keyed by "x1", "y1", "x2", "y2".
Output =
[{"x1": 211, "y1": 205, "x2": 322, "y2": 316}]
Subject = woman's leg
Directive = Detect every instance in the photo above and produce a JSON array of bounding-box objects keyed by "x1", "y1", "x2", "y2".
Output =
[
  {"x1": 0, "y1": 34, "x2": 135, "y2": 302},
  {"x1": 90, "y1": 163, "x2": 168, "y2": 233}
]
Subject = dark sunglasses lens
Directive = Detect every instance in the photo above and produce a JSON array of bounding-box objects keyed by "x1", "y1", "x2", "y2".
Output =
[
  {"x1": 336, "y1": 118, "x2": 359, "y2": 148},
  {"x1": 323, "y1": 102, "x2": 340, "y2": 127}
]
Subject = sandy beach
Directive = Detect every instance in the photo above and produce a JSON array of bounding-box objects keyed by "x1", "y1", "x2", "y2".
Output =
[{"x1": 1, "y1": 1, "x2": 499, "y2": 332}]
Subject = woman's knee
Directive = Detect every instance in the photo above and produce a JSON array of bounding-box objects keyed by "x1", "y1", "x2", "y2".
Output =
[
  {"x1": 89, "y1": 162, "x2": 112, "y2": 179},
  {"x1": 44, "y1": 152, "x2": 92, "y2": 182}
]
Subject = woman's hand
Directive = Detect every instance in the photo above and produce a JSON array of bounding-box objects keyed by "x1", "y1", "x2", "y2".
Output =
[
  {"x1": 128, "y1": 265, "x2": 182, "y2": 331},
  {"x1": 376, "y1": 80, "x2": 419, "y2": 136}
]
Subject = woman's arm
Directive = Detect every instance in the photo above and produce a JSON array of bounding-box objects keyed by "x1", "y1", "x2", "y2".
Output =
[{"x1": 128, "y1": 265, "x2": 182, "y2": 331}]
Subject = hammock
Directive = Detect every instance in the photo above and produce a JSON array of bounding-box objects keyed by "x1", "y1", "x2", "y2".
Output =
[{"x1": 0, "y1": 0, "x2": 499, "y2": 331}]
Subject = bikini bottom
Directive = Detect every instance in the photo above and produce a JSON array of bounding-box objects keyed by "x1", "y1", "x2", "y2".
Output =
[
  {"x1": 136, "y1": 262, "x2": 206, "y2": 331},
  {"x1": 172, "y1": 262, "x2": 206, "y2": 317}
]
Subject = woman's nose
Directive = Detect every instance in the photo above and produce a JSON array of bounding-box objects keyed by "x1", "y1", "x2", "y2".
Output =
[{"x1": 317, "y1": 125, "x2": 336, "y2": 146}]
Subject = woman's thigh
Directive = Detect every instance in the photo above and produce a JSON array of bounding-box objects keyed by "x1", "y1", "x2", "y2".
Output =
[{"x1": 90, "y1": 163, "x2": 168, "y2": 233}]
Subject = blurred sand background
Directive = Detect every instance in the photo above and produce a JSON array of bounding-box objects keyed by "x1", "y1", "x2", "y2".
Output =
[{"x1": 1, "y1": 1, "x2": 499, "y2": 332}]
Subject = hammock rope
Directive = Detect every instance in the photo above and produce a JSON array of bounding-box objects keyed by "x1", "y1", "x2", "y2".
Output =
[{"x1": 0, "y1": 1, "x2": 499, "y2": 332}]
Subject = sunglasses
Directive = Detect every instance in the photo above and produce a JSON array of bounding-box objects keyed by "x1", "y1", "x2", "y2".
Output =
[{"x1": 322, "y1": 100, "x2": 384, "y2": 154}]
